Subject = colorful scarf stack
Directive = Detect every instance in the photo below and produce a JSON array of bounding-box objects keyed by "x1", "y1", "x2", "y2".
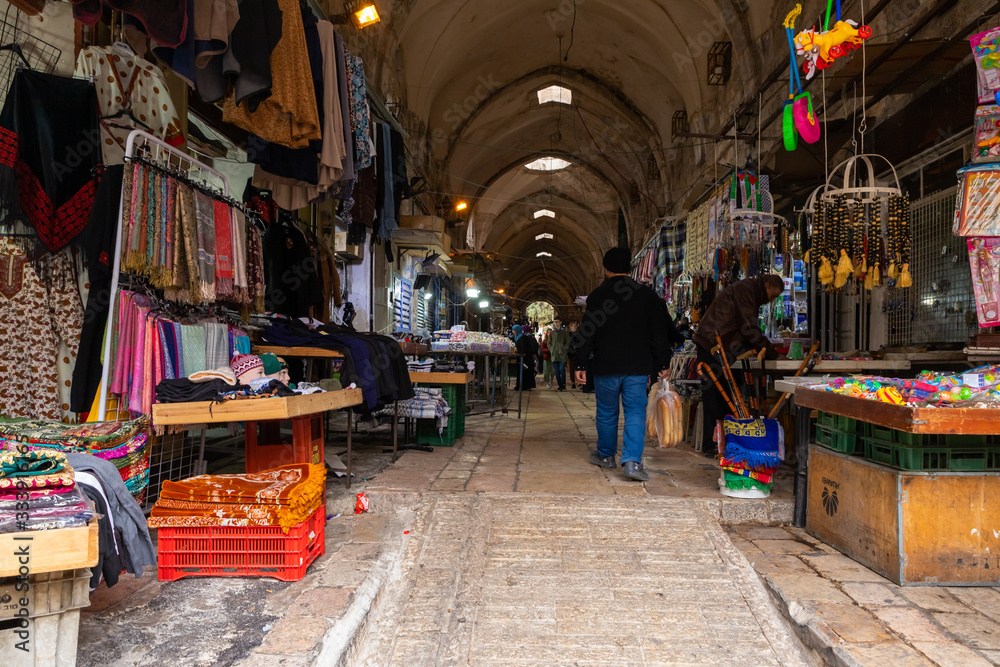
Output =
[
  {"x1": 719, "y1": 417, "x2": 784, "y2": 497},
  {"x1": 0, "y1": 417, "x2": 151, "y2": 500},
  {"x1": 0, "y1": 450, "x2": 94, "y2": 533},
  {"x1": 147, "y1": 463, "x2": 325, "y2": 533}
]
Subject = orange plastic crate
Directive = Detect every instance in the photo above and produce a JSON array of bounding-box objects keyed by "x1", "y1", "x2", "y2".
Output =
[{"x1": 155, "y1": 506, "x2": 325, "y2": 581}]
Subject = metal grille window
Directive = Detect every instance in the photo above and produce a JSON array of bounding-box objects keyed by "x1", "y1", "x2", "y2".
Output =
[
  {"x1": 886, "y1": 186, "x2": 973, "y2": 346},
  {"x1": 393, "y1": 275, "x2": 414, "y2": 332}
]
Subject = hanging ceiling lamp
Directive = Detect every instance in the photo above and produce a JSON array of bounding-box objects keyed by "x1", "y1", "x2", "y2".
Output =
[{"x1": 346, "y1": 0, "x2": 380, "y2": 28}]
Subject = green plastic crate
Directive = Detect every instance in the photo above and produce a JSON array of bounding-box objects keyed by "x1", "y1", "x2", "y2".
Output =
[
  {"x1": 937, "y1": 434, "x2": 988, "y2": 447},
  {"x1": 863, "y1": 439, "x2": 1000, "y2": 471},
  {"x1": 818, "y1": 412, "x2": 859, "y2": 433},
  {"x1": 815, "y1": 425, "x2": 859, "y2": 454},
  {"x1": 895, "y1": 431, "x2": 932, "y2": 446},
  {"x1": 416, "y1": 415, "x2": 461, "y2": 446}
]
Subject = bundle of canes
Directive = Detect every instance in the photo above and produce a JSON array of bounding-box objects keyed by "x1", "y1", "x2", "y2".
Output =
[
  {"x1": 713, "y1": 333, "x2": 749, "y2": 419},
  {"x1": 697, "y1": 362, "x2": 739, "y2": 417},
  {"x1": 736, "y1": 350, "x2": 760, "y2": 418}
]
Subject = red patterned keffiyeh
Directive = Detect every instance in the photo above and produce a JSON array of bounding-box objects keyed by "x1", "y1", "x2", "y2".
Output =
[{"x1": 0, "y1": 70, "x2": 100, "y2": 253}]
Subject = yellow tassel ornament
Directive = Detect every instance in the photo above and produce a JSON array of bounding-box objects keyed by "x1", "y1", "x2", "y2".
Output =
[
  {"x1": 898, "y1": 263, "x2": 912, "y2": 288},
  {"x1": 818, "y1": 256, "x2": 834, "y2": 285},
  {"x1": 803, "y1": 248, "x2": 811, "y2": 263},
  {"x1": 835, "y1": 249, "x2": 853, "y2": 284},
  {"x1": 872, "y1": 263, "x2": 880, "y2": 287},
  {"x1": 888, "y1": 261, "x2": 898, "y2": 280}
]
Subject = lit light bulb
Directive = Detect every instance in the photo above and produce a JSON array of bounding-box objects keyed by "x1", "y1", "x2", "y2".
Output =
[
  {"x1": 466, "y1": 288, "x2": 480, "y2": 298},
  {"x1": 479, "y1": 300, "x2": 489, "y2": 308}
]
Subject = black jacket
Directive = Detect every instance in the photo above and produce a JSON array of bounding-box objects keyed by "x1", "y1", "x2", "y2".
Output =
[
  {"x1": 692, "y1": 276, "x2": 778, "y2": 359},
  {"x1": 578, "y1": 276, "x2": 672, "y2": 376}
]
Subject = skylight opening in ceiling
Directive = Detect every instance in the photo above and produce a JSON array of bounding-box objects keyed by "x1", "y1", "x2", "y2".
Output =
[
  {"x1": 535, "y1": 233, "x2": 554, "y2": 240},
  {"x1": 524, "y1": 157, "x2": 571, "y2": 171},
  {"x1": 536, "y1": 251, "x2": 552, "y2": 258},
  {"x1": 537, "y1": 85, "x2": 572, "y2": 105},
  {"x1": 533, "y1": 209, "x2": 555, "y2": 219}
]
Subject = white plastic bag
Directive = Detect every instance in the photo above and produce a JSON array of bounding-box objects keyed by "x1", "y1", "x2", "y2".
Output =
[{"x1": 648, "y1": 379, "x2": 683, "y2": 448}]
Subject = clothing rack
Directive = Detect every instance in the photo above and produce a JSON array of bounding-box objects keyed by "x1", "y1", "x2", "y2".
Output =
[{"x1": 97, "y1": 129, "x2": 230, "y2": 421}]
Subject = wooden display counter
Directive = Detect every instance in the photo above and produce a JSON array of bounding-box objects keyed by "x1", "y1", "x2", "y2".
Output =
[
  {"x1": 0, "y1": 521, "x2": 98, "y2": 577},
  {"x1": 794, "y1": 387, "x2": 1000, "y2": 434},
  {"x1": 808, "y1": 445, "x2": 1000, "y2": 586},
  {"x1": 408, "y1": 372, "x2": 471, "y2": 385}
]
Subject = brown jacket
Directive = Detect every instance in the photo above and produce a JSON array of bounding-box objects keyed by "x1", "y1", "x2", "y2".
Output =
[{"x1": 692, "y1": 277, "x2": 778, "y2": 359}]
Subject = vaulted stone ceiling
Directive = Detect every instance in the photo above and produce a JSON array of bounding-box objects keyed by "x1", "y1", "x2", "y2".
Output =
[{"x1": 334, "y1": 0, "x2": 783, "y2": 306}]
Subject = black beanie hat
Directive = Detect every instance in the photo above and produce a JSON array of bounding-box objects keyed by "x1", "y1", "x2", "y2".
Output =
[{"x1": 603, "y1": 247, "x2": 632, "y2": 274}]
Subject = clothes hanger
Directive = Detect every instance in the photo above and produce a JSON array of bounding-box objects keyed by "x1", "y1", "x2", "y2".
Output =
[{"x1": 0, "y1": 42, "x2": 30, "y2": 70}]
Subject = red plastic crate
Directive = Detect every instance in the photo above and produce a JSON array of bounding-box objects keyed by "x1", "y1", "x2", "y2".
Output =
[{"x1": 155, "y1": 506, "x2": 325, "y2": 581}]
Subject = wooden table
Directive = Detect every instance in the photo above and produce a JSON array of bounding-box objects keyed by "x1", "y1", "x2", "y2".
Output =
[
  {"x1": 408, "y1": 372, "x2": 471, "y2": 385},
  {"x1": 153, "y1": 390, "x2": 365, "y2": 487},
  {"x1": 761, "y1": 359, "x2": 911, "y2": 373},
  {"x1": 250, "y1": 345, "x2": 402, "y2": 473}
]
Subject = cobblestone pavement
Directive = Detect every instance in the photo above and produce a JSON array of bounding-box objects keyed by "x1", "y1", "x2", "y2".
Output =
[
  {"x1": 354, "y1": 493, "x2": 809, "y2": 666},
  {"x1": 730, "y1": 524, "x2": 1000, "y2": 666}
]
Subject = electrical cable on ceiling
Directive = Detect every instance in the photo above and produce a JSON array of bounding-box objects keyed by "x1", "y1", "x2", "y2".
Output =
[{"x1": 563, "y1": 0, "x2": 577, "y2": 61}]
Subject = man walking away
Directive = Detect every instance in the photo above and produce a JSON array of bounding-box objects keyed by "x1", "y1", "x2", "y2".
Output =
[
  {"x1": 579, "y1": 248, "x2": 671, "y2": 481},
  {"x1": 693, "y1": 275, "x2": 784, "y2": 457},
  {"x1": 548, "y1": 318, "x2": 570, "y2": 391},
  {"x1": 567, "y1": 321, "x2": 582, "y2": 388}
]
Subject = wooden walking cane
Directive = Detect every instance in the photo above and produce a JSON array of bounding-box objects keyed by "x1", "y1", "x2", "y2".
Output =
[
  {"x1": 767, "y1": 342, "x2": 821, "y2": 419},
  {"x1": 697, "y1": 362, "x2": 739, "y2": 416},
  {"x1": 736, "y1": 350, "x2": 758, "y2": 418},
  {"x1": 713, "y1": 334, "x2": 748, "y2": 418}
]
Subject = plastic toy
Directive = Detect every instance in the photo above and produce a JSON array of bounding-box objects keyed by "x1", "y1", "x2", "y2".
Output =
[
  {"x1": 783, "y1": 6, "x2": 821, "y2": 149},
  {"x1": 794, "y1": 0, "x2": 872, "y2": 80},
  {"x1": 971, "y1": 28, "x2": 1000, "y2": 104}
]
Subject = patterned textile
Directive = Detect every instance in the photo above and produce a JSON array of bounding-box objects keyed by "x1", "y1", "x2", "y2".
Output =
[
  {"x1": 152, "y1": 463, "x2": 325, "y2": 532},
  {"x1": 0, "y1": 416, "x2": 144, "y2": 447},
  {"x1": 0, "y1": 450, "x2": 67, "y2": 477},
  {"x1": 75, "y1": 46, "x2": 184, "y2": 165},
  {"x1": 345, "y1": 52, "x2": 373, "y2": 170},
  {"x1": 722, "y1": 417, "x2": 784, "y2": 470},
  {"x1": 0, "y1": 239, "x2": 84, "y2": 420},
  {"x1": 0, "y1": 462, "x2": 74, "y2": 492},
  {"x1": 181, "y1": 324, "x2": 208, "y2": 375},
  {"x1": 660, "y1": 222, "x2": 687, "y2": 276}
]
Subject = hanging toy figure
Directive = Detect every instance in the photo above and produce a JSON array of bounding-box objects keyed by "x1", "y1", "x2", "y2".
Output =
[{"x1": 794, "y1": 0, "x2": 872, "y2": 80}]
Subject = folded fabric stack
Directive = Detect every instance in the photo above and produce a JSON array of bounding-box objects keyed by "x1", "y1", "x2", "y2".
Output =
[
  {"x1": 374, "y1": 387, "x2": 451, "y2": 431},
  {"x1": 147, "y1": 463, "x2": 326, "y2": 534},
  {"x1": 719, "y1": 417, "x2": 784, "y2": 498},
  {"x1": 0, "y1": 417, "x2": 151, "y2": 501},
  {"x1": 407, "y1": 359, "x2": 434, "y2": 373},
  {"x1": 0, "y1": 451, "x2": 94, "y2": 533}
]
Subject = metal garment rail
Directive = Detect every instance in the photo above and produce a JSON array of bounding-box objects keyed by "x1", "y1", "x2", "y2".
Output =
[{"x1": 97, "y1": 130, "x2": 230, "y2": 421}]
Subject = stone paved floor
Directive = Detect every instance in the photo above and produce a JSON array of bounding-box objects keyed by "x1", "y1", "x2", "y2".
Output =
[
  {"x1": 730, "y1": 524, "x2": 1000, "y2": 667},
  {"x1": 354, "y1": 493, "x2": 808, "y2": 666},
  {"x1": 367, "y1": 387, "x2": 793, "y2": 523},
  {"x1": 349, "y1": 388, "x2": 807, "y2": 666}
]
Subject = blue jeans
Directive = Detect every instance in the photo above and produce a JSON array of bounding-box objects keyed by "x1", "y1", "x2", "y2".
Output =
[
  {"x1": 594, "y1": 375, "x2": 648, "y2": 464},
  {"x1": 552, "y1": 361, "x2": 566, "y2": 389}
]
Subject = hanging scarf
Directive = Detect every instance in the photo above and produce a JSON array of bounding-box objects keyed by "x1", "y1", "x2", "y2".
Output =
[
  {"x1": 214, "y1": 200, "x2": 234, "y2": 297},
  {"x1": 247, "y1": 223, "x2": 266, "y2": 312},
  {"x1": 168, "y1": 182, "x2": 200, "y2": 303},
  {"x1": 231, "y1": 209, "x2": 250, "y2": 305},
  {"x1": 0, "y1": 70, "x2": 99, "y2": 253},
  {"x1": 194, "y1": 190, "x2": 217, "y2": 302}
]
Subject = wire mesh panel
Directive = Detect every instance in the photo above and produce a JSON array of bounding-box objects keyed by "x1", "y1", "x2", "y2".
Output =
[
  {"x1": 0, "y1": 6, "x2": 62, "y2": 109},
  {"x1": 886, "y1": 187, "x2": 973, "y2": 346},
  {"x1": 142, "y1": 430, "x2": 206, "y2": 513}
]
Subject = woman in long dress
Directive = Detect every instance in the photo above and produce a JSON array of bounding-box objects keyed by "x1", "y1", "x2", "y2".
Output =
[{"x1": 512, "y1": 325, "x2": 537, "y2": 390}]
